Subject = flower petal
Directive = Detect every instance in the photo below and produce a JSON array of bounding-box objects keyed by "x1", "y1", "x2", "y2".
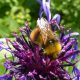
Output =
[
  {"x1": 52, "y1": 14, "x2": 61, "y2": 24},
  {"x1": 71, "y1": 41, "x2": 78, "y2": 60},
  {"x1": 0, "y1": 41, "x2": 9, "y2": 51},
  {"x1": 60, "y1": 50, "x2": 80, "y2": 61},
  {"x1": 72, "y1": 67, "x2": 80, "y2": 80},
  {"x1": 42, "y1": 0, "x2": 51, "y2": 22},
  {"x1": 0, "y1": 74, "x2": 12, "y2": 80},
  {"x1": 37, "y1": 0, "x2": 51, "y2": 22},
  {"x1": 63, "y1": 32, "x2": 79, "y2": 41}
]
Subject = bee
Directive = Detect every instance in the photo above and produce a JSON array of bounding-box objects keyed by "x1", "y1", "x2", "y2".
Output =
[{"x1": 30, "y1": 18, "x2": 61, "y2": 59}]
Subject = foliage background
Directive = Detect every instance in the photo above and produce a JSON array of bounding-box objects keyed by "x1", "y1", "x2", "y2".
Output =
[{"x1": 0, "y1": 0, "x2": 80, "y2": 38}]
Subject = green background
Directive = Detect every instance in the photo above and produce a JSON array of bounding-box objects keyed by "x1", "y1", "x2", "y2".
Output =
[{"x1": 0, "y1": 0, "x2": 80, "y2": 37}]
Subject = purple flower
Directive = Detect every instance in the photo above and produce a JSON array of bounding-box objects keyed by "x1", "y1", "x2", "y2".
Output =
[
  {"x1": 72, "y1": 67, "x2": 80, "y2": 80},
  {"x1": 0, "y1": 19, "x2": 80, "y2": 80},
  {"x1": 0, "y1": 74, "x2": 12, "y2": 80},
  {"x1": 52, "y1": 14, "x2": 61, "y2": 24},
  {"x1": 37, "y1": 0, "x2": 51, "y2": 22},
  {"x1": 0, "y1": 41, "x2": 9, "y2": 51},
  {"x1": 0, "y1": 0, "x2": 80, "y2": 80}
]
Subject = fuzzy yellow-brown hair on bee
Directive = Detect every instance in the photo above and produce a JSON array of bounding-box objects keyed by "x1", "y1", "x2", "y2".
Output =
[
  {"x1": 30, "y1": 27, "x2": 44, "y2": 46},
  {"x1": 30, "y1": 18, "x2": 62, "y2": 59}
]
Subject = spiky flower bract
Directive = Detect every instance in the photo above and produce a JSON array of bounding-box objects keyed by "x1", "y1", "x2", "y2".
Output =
[{"x1": 0, "y1": 0, "x2": 80, "y2": 80}]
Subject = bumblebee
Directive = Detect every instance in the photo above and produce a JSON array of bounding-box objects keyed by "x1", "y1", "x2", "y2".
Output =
[{"x1": 30, "y1": 18, "x2": 61, "y2": 59}]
